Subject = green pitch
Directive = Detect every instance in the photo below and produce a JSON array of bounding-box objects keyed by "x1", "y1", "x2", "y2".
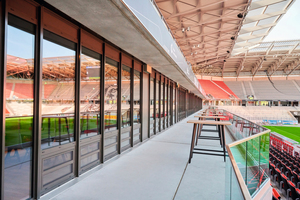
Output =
[{"x1": 264, "y1": 126, "x2": 300, "y2": 143}]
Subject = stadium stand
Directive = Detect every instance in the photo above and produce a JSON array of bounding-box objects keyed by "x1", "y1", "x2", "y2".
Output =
[
  {"x1": 224, "y1": 80, "x2": 300, "y2": 100},
  {"x1": 269, "y1": 138, "x2": 300, "y2": 200},
  {"x1": 213, "y1": 81, "x2": 238, "y2": 98},
  {"x1": 14, "y1": 83, "x2": 33, "y2": 99},
  {"x1": 43, "y1": 84, "x2": 57, "y2": 99},
  {"x1": 219, "y1": 106, "x2": 297, "y2": 125},
  {"x1": 223, "y1": 81, "x2": 245, "y2": 99},
  {"x1": 198, "y1": 79, "x2": 234, "y2": 99},
  {"x1": 6, "y1": 83, "x2": 13, "y2": 98}
]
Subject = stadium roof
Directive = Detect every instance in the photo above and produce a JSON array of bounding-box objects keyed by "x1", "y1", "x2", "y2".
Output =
[{"x1": 155, "y1": 0, "x2": 296, "y2": 78}]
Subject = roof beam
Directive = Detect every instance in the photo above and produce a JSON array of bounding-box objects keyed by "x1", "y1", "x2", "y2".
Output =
[
  {"x1": 285, "y1": 59, "x2": 300, "y2": 75},
  {"x1": 236, "y1": 57, "x2": 246, "y2": 77},
  {"x1": 251, "y1": 58, "x2": 264, "y2": 76},
  {"x1": 166, "y1": 0, "x2": 226, "y2": 19},
  {"x1": 268, "y1": 56, "x2": 288, "y2": 76}
]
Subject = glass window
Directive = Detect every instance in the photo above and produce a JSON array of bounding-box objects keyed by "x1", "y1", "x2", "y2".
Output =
[
  {"x1": 133, "y1": 70, "x2": 140, "y2": 124},
  {"x1": 173, "y1": 87, "x2": 175, "y2": 123},
  {"x1": 4, "y1": 14, "x2": 35, "y2": 200},
  {"x1": 104, "y1": 58, "x2": 118, "y2": 131},
  {"x1": 161, "y1": 82, "x2": 164, "y2": 118},
  {"x1": 80, "y1": 47, "x2": 101, "y2": 139},
  {"x1": 121, "y1": 65, "x2": 131, "y2": 128},
  {"x1": 41, "y1": 30, "x2": 76, "y2": 149},
  {"x1": 156, "y1": 80, "x2": 159, "y2": 119},
  {"x1": 150, "y1": 78, "x2": 154, "y2": 120}
]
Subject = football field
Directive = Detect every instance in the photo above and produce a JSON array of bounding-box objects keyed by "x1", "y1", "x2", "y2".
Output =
[{"x1": 264, "y1": 126, "x2": 300, "y2": 143}]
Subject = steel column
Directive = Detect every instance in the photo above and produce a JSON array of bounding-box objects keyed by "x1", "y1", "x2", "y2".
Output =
[
  {"x1": 130, "y1": 59, "x2": 134, "y2": 147},
  {"x1": 100, "y1": 43, "x2": 106, "y2": 163},
  {"x1": 74, "y1": 28, "x2": 81, "y2": 177},
  {"x1": 117, "y1": 53, "x2": 122, "y2": 153},
  {"x1": 32, "y1": 5, "x2": 43, "y2": 199},
  {"x1": 0, "y1": 0, "x2": 7, "y2": 199}
]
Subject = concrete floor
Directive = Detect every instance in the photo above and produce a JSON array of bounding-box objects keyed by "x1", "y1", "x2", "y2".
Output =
[{"x1": 42, "y1": 113, "x2": 233, "y2": 200}]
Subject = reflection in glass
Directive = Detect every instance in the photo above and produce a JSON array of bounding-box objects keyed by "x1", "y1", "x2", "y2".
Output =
[
  {"x1": 133, "y1": 70, "x2": 140, "y2": 124},
  {"x1": 4, "y1": 20, "x2": 34, "y2": 200},
  {"x1": 150, "y1": 78, "x2": 154, "y2": 120},
  {"x1": 173, "y1": 87, "x2": 175, "y2": 124},
  {"x1": 161, "y1": 82, "x2": 164, "y2": 129},
  {"x1": 41, "y1": 31, "x2": 76, "y2": 149},
  {"x1": 104, "y1": 59, "x2": 118, "y2": 131},
  {"x1": 156, "y1": 80, "x2": 159, "y2": 119},
  {"x1": 80, "y1": 47, "x2": 101, "y2": 139},
  {"x1": 156, "y1": 80, "x2": 160, "y2": 132},
  {"x1": 121, "y1": 65, "x2": 131, "y2": 127}
]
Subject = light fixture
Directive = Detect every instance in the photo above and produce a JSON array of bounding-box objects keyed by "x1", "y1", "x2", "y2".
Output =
[
  {"x1": 187, "y1": 27, "x2": 190, "y2": 31},
  {"x1": 237, "y1": 13, "x2": 243, "y2": 18},
  {"x1": 182, "y1": 28, "x2": 185, "y2": 33},
  {"x1": 193, "y1": 45, "x2": 196, "y2": 48},
  {"x1": 197, "y1": 44, "x2": 200, "y2": 47}
]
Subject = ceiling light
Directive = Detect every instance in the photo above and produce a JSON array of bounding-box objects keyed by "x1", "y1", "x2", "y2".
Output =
[
  {"x1": 182, "y1": 28, "x2": 185, "y2": 33},
  {"x1": 237, "y1": 13, "x2": 243, "y2": 18},
  {"x1": 187, "y1": 27, "x2": 190, "y2": 31},
  {"x1": 198, "y1": 44, "x2": 200, "y2": 47}
]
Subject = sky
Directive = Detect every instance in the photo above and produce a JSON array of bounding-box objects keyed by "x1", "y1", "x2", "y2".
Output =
[{"x1": 263, "y1": 0, "x2": 300, "y2": 42}]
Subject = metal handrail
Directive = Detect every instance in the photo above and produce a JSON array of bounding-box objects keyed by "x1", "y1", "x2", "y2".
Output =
[{"x1": 224, "y1": 109, "x2": 270, "y2": 200}]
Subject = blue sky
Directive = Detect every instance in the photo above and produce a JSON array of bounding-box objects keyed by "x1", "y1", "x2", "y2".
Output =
[{"x1": 264, "y1": 0, "x2": 300, "y2": 42}]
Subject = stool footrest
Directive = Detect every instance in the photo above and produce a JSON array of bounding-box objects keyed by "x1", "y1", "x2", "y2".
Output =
[
  {"x1": 194, "y1": 148, "x2": 226, "y2": 153},
  {"x1": 192, "y1": 152, "x2": 227, "y2": 157},
  {"x1": 201, "y1": 129, "x2": 218, "y2": 132}
]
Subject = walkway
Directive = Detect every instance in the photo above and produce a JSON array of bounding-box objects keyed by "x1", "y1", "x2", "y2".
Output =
[{"x1": 41, "y1": 112, "x2": 233, "y2": 200}]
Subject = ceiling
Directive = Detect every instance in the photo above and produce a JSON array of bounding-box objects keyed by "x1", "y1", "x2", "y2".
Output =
[{"x1": 155, "y1": 0, "x2": 295, "y2": 77}]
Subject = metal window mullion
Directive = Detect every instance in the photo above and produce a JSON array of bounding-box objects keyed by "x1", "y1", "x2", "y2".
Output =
[
  {"x1": 74, "y1": 28, "x2": 81, "y2": 177},
  {"x1": 130, "y1": 60, "x2": 134, "y2": 147},
  {"x1": 100, "y1": 43, "x2": 105, "y2": 163},
  {"x1": 32, "y1": 5, "x2": 43, "y2": 199},
  {"x1": 140, "y1": 67, "x2": 143, "y2": 142},
  {"x1": 163, "y1": 78, "x2": 165, "y2": 129},
  {"x1": 117, "y1": 53, "x2": 121, "y2": 154},
  {"x1": 147, "y1": 73, "x2": 150, "y2": 138},
  {"x1": 158, "y1": 77, "x2": 161, "y2": 132},
  {"x1": 0, "y1": 1, "x2": 7, "y2": 199},
  {"x1": 153, "y1": 73, "x2": 156, "y2": 134}
]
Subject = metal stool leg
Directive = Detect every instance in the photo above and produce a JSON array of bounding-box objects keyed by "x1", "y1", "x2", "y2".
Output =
[{"x1": 189, "y1": 124, "x2": 197, "y2": 163}]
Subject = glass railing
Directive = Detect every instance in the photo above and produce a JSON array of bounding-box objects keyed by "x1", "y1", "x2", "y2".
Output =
[{"x1": 222, "y1": 110, "x2": 270, "y2": 199}]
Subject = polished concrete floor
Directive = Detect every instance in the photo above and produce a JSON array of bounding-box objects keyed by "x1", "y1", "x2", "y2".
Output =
[{"x1": 41, "y1": 112, "x2": 233, "y2": 200}]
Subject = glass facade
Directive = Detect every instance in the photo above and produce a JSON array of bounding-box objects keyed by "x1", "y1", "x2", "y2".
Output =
[
  {"x1": 80, "y1": 47, "x2": 101, "y2": 139},
  {"x1": 133, "y1": 70, "x2": 141, "y2": 144},
  {"x1": 121, "y1": 65, "x2": 131, "y2": 150},
  {"x1": 41, "y1": 30, "x2": 76, "y2": 149},
  {"x1": 0, "y1": 1, "x2": 203, "y2": 198},
  {"x1": 4, "y1": 14, "x2": 35, "y2": 200},
  {"x1": 156, "y1": 79, "x2": 160, "y2": 133}
]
